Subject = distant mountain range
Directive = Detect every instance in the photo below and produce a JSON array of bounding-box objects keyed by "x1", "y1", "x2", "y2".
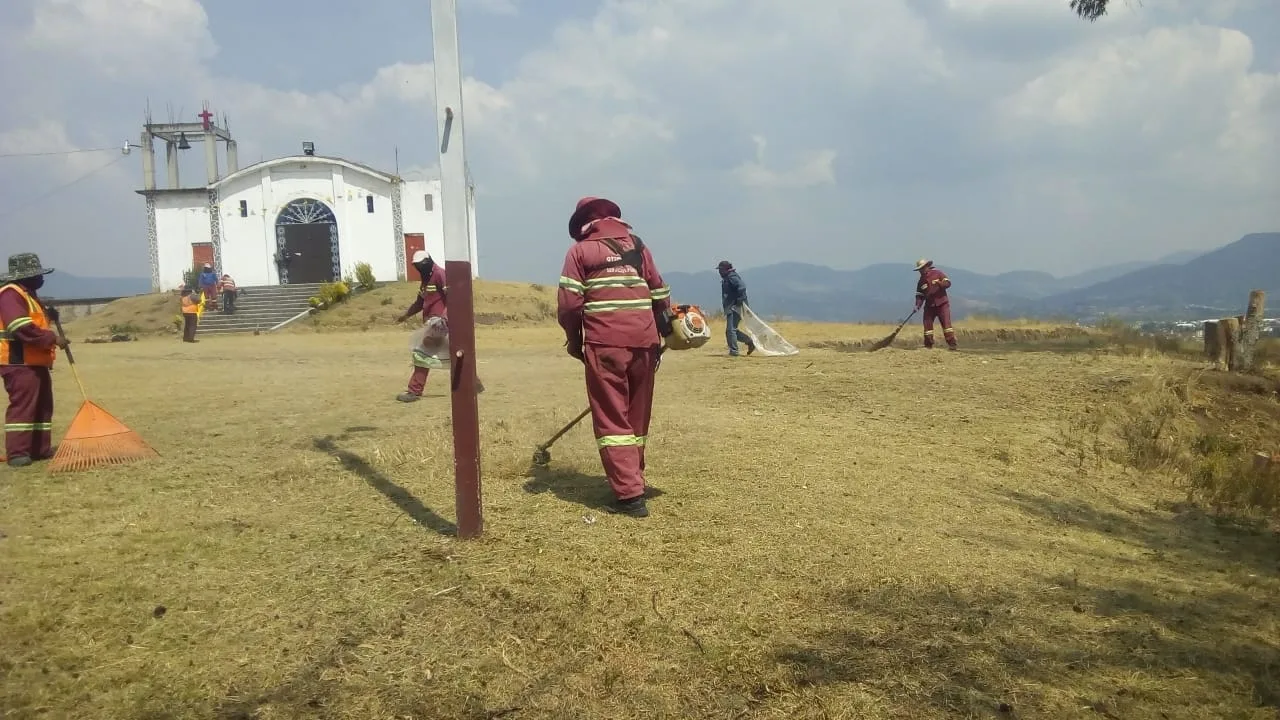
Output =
[
  {"x1": 661, "y1": 236, "x2": 1277, "y2": 323},
  {"x1": 31, "y1": 234, "x2": 1276, "y2": 323}
]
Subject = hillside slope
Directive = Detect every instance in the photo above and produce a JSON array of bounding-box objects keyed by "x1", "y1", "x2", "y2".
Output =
[
  {"x1": 300, "y1": 280, "x2": 557, "y2": 332},
  {"x1": 662, "y1": 237, "x2": 1257, "y2": 322},
  {"x1": 1036, "y1": 232, "x2": 1280, "y2": 317},
  {"x1": 61, "y1": 280, "x2": 561, "y2": 338}
]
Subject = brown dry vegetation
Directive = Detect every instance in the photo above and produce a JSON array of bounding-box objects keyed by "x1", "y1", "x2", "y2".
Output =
[{"x1": 5, "y1": 307, "x2": 1279, "y2": 719}]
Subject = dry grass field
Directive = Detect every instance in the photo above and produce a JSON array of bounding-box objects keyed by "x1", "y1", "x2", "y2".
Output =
[{"x1": 3, "y1": 299, "x2": 1280, "y2": 719}]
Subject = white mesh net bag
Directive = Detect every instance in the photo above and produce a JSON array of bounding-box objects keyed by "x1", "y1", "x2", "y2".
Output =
[
  {"x1": 738, "y1": 305, "x2": 799, "y2": 356},
  {"x1": 409, "y1": 316, "x2": 450, "y2": 369}
]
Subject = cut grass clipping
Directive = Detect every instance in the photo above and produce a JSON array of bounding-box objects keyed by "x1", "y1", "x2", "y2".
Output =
[{"x1": 1, "y1": 321, "x2": 1278, "y2": 720}]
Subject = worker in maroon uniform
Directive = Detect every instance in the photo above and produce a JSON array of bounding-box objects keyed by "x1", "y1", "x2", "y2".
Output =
[
  {"x1": 394, "y1": 250, "x2": 484, "y2": 401},
  {"x1": 914, "y1": 257, "x2": 957, "y2": 350},
  {"x1": 395, "y1": 250, "x2": 449, "y2": 402},
  {"x1": 0, "y1": 253, "x2": 71, "y2": 467},
  {"x1": 558, "y1": 196, "x2": 672, "y2": 518}
]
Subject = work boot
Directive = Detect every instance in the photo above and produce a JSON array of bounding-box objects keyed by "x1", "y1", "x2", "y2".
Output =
[
  {"x1": 7, "y1": 455, "x2": 33, "y2": 468},
  {"x1": 396, "y1": 392, "x2": 421, "y2": 403},
  {"x1": 606, "y1": 496, "x2": 650, "y2": 518}
]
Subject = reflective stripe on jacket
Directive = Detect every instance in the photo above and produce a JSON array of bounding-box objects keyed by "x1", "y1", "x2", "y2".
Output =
[{"x1": 0, "y1": 284, "x2": 56, "y2": 367}]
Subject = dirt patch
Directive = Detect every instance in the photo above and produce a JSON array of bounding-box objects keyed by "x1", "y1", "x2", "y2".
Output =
[{"x1": 810, "y1": 325, "x2": 1096, "y2": 352}]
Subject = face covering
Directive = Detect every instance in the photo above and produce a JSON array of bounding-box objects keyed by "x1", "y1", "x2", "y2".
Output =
[{"x1": 23, "y1": 275, "x2": 45, "y2": 291}]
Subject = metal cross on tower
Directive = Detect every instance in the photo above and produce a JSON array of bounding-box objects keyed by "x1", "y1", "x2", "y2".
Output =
[{"x1": 431, "y1": 0, "x2": 483, "y2": 539}]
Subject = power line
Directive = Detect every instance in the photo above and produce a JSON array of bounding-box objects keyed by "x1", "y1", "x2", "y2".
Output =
[
  {"x1": 0, "y1": 154, "x2": 131, "y2": 221},
  {"x1": 0, "y1": 147, "x2": 119, "y2": 159}
]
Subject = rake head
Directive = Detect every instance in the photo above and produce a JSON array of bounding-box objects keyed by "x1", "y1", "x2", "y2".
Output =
[
  {"x1": 868, "y1": 327, "x2": 903, "y2": 352},
  {"x1": 48, "y1": 400, "x2": 159, "y2": 473}
]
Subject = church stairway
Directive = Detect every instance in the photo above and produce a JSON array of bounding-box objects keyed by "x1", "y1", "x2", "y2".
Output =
[{"x1": 195, "y1": 283, "x2": 323, "y2": 335}]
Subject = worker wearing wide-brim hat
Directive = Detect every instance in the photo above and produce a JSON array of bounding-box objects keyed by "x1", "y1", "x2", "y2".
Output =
[
  {"x1": 0, "y1": 253, "x2": 71, "y2": 467},
  {"x1": 913, "y1": 257, "x2": 957, "y2": 350}
]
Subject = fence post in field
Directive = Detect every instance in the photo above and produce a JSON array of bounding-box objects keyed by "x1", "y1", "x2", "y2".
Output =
[
  {"x1": 1222, "y1": 317, "x2": 1241, "y2": 372},
  {"x1": 1237, "y1": 290, "x2": 1266, "y2": 372},
  {"x1": 1204, "y1": 320, "x2": 1223, "y2": 369}
]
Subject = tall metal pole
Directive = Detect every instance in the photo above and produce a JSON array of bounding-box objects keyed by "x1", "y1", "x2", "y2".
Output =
[{"x1": 431, "y1": 0, "x2": 483, "y2": 539}]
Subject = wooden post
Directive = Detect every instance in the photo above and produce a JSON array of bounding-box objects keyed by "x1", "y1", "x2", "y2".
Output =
[
  {"x1": 431, "y1": 0, "x2": 483, "y2": 539},
  {"x1": 1223, "y1": 317, "x2": 1241, "y2": 371},
  {"x1": 1204, "y1": 320, "x2": 1222, "y2": 368},
  {"x1": 1237, "y1": 290, "x2": 1266, "y2": 372}
]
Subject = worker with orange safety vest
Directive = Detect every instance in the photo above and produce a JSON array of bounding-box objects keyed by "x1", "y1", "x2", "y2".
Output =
[
  {"x1": 180, "y1": 288, "x2": 200, "y2": 343},
  {"x1": 913, "y1": 257, "x2": 957, "y2": 350},
  {"x1": 0, "y1": 253, "x2": 71, "y2": 467},
  {"x1": 557, "y1": 197, "x2": 672, "y2": 518}
]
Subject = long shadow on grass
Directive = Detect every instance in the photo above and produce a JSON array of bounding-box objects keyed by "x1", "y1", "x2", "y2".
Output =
[
  {"x1": 771, "y1": 576, "x2": 1280, "y2": 718},
  {"x1": 312, "y1": 434, "x2": 456, "y2": 536},
  {"x1": 522, "y1": 466, "x2": 665, "y2": 513},
  {"x1": 996, "y1": 489, "x2": 1280, "y2": 580},
  {"x1": 769, "y1": 490, "x2": 1280, "y2": 717}
]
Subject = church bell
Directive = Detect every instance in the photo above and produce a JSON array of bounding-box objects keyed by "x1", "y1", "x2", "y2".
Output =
[{"x1": 176, "y1": 132, "x2": 191, "y2": 150}]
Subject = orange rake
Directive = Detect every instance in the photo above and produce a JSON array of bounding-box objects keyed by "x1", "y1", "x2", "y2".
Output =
[{"x1": 47, "y1": 317, "x2": 158, "y2": 473}]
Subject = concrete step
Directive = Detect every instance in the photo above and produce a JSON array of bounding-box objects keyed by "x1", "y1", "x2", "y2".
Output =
[
  {"x1": 199, "y1": 307, "x2": 309, "y2": 320},
  {"x1": 199, "y1": 306, "x2": 310, "y2": 319},
  {"x1": 213, "y1": 298, "x2": 312, "y2": 310},
  {"x1": 190, "y1": 283, "x2": 361, "y2": 334}
]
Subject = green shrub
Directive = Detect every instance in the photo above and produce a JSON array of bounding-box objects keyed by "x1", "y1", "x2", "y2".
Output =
[
  {"x1": 354, "y1": 262, "x2": 377, "y2": 291},
  {"x1": 308, "y1": 281, "x2": 351, "y2": 309}
]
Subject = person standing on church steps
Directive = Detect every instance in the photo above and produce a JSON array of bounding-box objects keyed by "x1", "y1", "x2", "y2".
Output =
[
  {"x1": 180, "y1": 288, "x2": 200, "y2": 343},
  {"x1": 394, "y1": 250, "x2": 484, "y2": 402},
  {"x1": 0, "y1": 253, "x2": 71, "y2": 468}
]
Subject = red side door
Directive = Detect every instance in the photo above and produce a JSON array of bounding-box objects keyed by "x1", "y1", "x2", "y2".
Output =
[
  {"x1": 192, "y1": 243, "x2": 215, "y2": 271},
  {"x1": 404, "y1": 233, "x2": 426, "y2": 281}
]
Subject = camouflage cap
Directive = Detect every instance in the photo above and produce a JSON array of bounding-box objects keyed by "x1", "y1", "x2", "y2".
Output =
[{"x1": 2, "y1": 253, "x2": 55, "y2": 283}]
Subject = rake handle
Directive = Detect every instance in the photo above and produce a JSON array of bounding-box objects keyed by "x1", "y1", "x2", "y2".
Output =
[
  {"x1": 51, "y1": 316, "x2": 74, "y2": 364},
  {"x1": 898, "y1": 306, "x2": 919, "y2": 330},
  {"x1": 51, "y1": 315, "x2": 89, "y2": 401}
]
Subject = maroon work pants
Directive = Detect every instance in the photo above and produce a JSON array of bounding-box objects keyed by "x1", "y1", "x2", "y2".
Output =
[
  {"x1": 922, "y1": 303, "x2": 956, "y2": 348},
  {"x1": 584, "y1": 344, "x2": 658, "y2": 501},
  {"x1": 2, "y1": 365, "x2": 54, "y2": 461},
  {"x1": 407, "y1": 366, "x2": 431, "y2": 395}
]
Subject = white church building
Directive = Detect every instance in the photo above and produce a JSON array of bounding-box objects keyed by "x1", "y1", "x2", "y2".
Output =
[{"x1": 135, "y1": 112, "x2": 477, "y2": 292}]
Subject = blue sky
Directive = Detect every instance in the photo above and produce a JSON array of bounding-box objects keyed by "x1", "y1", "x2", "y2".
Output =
[{"x1": 0, "y1": 0, "x2": 1277, "y2": 283}]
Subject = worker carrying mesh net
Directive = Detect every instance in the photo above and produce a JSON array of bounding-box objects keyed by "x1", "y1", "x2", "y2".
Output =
[{"x1": 736, "y1": 305, "x2": 799, "y2": 356}]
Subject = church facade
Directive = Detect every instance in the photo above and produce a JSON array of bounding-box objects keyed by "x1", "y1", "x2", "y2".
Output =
[{"x1": 135, "y1": 114, "x2": 477, "y2": 292}]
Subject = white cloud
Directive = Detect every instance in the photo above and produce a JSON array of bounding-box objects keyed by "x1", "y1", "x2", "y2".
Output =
[
  {"x1": 1, "y1": 0, "x2": 1277, "y2": 281},
  {"x1": 465, "y1": 0, "x2": 520, "y2": 15},
  {"x1": 1000, "y1": 24, "x2": 1280, "y2": 188},
  {"x1": 23, "y1": 0, "x2": 215, "y2": 79},
  {"x1": 733, "y1": 135, "x2": 837, "y2": 189}
]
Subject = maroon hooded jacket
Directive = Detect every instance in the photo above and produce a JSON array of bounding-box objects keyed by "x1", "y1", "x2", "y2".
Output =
[{"x1": 557, "y1": 212, "x2": 671, "y2": 349}]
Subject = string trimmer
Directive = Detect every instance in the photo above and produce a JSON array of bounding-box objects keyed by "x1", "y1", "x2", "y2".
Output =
[
  {"x1": 868, "y1": 307, "x2": 918, "y2": 352},
  {"x1": 531, "y1": 407, "x2": 591, "y2": 466},
  {"x1": 531, "y1": 337, "x2": 675, "y2": 466}
]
